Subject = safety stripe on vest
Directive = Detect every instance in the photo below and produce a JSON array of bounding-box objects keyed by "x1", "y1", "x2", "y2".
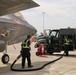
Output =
[
  {"x1": 22, "y1": 40, "x2": 29, "y2": 48},
  {"x1": 64, "y1": 39, "x2": 70, "y2": 45}
]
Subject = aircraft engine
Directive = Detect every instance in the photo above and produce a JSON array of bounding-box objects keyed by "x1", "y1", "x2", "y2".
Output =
[{"x1": 0, "y1": 40, "x2": 6, "y2": 52}]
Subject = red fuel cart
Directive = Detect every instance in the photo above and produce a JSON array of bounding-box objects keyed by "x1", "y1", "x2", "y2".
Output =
[{"x1": 36, "y1": 44, "x2": 47, "y2": 56}]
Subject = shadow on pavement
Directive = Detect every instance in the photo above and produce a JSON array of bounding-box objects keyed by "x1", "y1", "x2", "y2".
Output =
[{"x1": 0, "y1": 61, "x2": 53, "y2": 74}]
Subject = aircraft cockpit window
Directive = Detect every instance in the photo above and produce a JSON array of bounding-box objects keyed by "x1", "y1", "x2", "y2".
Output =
[
  {"x1": 1, "y1": 28, "x2": 11, "y2": 37},
  {"x1": 14, "y1": 12, "x2": 25, "y2": 21}
]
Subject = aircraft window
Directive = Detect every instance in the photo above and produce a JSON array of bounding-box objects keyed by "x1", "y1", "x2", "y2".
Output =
[{"x1": 1, "y1": 28, "x2": 11, "y2": 37}]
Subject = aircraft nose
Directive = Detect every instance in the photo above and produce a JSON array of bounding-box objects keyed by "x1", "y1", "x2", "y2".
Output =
[{"x1": 30, "y1": 25, "x2": 37, "y2": 35}]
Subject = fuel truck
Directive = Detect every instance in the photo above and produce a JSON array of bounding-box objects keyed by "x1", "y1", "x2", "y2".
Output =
[{"x1": 35, "y1": 28, "x2": 76, "y2": 55}]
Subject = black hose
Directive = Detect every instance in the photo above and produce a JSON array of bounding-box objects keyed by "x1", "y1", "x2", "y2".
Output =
[{"x1": 10, "y1": 52, "x2": 64, "y2": 72}]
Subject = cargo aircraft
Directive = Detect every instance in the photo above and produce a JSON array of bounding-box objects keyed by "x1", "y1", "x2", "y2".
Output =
[{"x1": 0, "y1": 0, "x2": 39, "y2": 64}]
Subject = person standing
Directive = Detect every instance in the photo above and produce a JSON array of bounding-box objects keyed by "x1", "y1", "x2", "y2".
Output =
[
  {"x1": 64, "y1": 36, "x2": 71, "y2": 56},
  {"x1": 21, "y1": 35, "x2": 33, "y2": 68}
]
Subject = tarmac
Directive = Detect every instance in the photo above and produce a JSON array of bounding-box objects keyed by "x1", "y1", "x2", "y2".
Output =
[{"x1": 0, "y1": 42, "x2": 76, "y2": 75}]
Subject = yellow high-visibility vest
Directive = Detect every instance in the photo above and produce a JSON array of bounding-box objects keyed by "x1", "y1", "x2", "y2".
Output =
[
  {"x1": 22, "y1": 40, "x2": 30, "y2": 48},
  {"x1": 64, "y1": 39, "x2": 70, "y2": 45}
]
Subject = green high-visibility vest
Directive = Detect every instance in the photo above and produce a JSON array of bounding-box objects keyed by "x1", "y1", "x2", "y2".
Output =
[{"x1": 22, "y1": 40, "x2": 30, "y2": 48}]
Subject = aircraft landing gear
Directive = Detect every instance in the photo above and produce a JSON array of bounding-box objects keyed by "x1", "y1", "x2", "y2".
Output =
[
  {"x1": 1, "y1": 54, "x2": 9, "y2": 64},
  {"x1": 1, "y1": 42, "x2": 10, "y2": 64}
]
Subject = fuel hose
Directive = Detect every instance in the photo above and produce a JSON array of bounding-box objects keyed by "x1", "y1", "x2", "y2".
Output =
[{"x1": 10, "y1": 52, "x2": 64, "y2": 72}]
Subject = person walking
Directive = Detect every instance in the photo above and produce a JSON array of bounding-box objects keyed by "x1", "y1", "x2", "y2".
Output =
[{"x1": 21, "y1": 35, "x2": 33, "y2": 68}]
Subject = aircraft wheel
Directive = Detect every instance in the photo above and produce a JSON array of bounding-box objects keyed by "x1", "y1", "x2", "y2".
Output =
[{"x1": 1, "y1": 54, "x2": 9, "y2": 64}]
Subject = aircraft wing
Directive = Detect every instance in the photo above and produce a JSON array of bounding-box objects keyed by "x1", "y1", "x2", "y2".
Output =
[{"x1": 0, "y1": 0, "x2": 39, "y2": 16}]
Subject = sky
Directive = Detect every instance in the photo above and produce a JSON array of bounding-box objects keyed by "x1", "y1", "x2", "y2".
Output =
[{"x1": 20, "y1": 0, "x2": 76, "y2": 35}]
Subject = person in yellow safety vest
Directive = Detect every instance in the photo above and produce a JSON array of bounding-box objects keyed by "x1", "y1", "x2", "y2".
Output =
[
  {"x1": 20, "y1": 35, "x2": 33, "y2": 69},
  {"x1": 64, "y1": 36, "x2": 71, "y2": 56}
]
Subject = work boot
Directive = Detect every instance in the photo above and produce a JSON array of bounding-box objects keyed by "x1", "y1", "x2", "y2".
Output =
[
  {"x1": 28, "y1": 65, "x2": 33, "y2": 68},
  {"x1": 22, "y1": 66, "x2": 25, "y2": 69}
]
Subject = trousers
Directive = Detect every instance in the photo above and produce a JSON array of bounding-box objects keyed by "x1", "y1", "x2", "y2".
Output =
[
  {"x1": 21, "y1": 48, "x2": 31, "y2": 67},
  {"x1": 64, "y1": 45, "x2": 69, "y2": 56}
]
